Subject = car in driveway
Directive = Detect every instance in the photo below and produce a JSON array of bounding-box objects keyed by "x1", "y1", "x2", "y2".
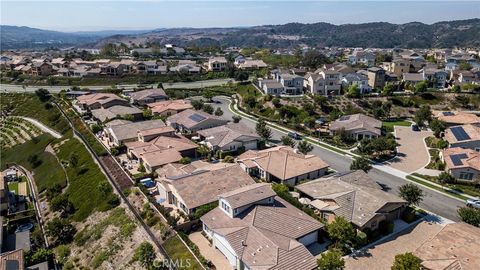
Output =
[
  {"x1": 466, "y1": 199, "x2": 480, "y2": 209},
  {"x1": 288, "y1": 132, "x2": 302, "y2": 140},
  {"x1": 411, "y1": 124, "x2": 420, "y2": 131}
]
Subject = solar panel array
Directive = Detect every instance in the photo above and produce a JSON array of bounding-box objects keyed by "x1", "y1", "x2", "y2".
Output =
[
  {"x1": 189, "y1": 113, "x2": 207, "y2": 123},
  {"x1": 450, "y1": 126, "x2": 471, "y2": 141},
  {"x1": 450, "y1": 153, "x2": 468, "y2": 166},
  {"x1": 442, "y1": 111, "x2": 454, "y2": 116},
  {"x1": 339, "y1": 116, "x2": 350, "y2": 121}
]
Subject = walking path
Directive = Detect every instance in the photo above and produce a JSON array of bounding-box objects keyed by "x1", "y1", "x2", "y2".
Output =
[{"x1": 20, "y1": 117, "x2": 62, "y2": 139}]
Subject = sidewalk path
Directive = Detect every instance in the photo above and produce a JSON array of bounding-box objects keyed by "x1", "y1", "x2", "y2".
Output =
[{"x1": 20, "y1": 117, "x2": 62, "y2": 139}]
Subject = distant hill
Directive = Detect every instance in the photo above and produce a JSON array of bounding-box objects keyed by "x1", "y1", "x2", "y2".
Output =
[{"x1": 2, "y1": 19, "x2": 480, "y2": 50}]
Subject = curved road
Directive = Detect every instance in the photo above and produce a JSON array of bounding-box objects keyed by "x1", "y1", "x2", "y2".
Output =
[{"x1": 211, "y1": 96, "x2": 463, "y2": 222}]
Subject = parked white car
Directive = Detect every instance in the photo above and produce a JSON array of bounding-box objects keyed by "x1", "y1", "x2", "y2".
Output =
[{"x1": 466, "y1": 199, "x2": 480, "y2": 209}]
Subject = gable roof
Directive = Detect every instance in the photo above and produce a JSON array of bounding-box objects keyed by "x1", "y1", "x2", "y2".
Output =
[
  {"x1": 442, "y1": 147, "x2": 480, "y2": 171},
  {"x1": 91, "y1": 105, "x2": 142, "y2": 122},
  {"x1": 237, "y1": 146, "x2": 329, "y2": 180},
  {"x1": 167, "y1": 109, "x2": 227, "y2": 129},
  {"x1": 296, "y1": 171, "x2": 406, "y2": 227},
  {"x1": 76, "y1": 93, "x2": 125, "y2": 106},
  {"x1": 444, "y1": 124, "x2": 480, "y2": 144},
  {"x1": 147, "y1": 100, "x2": 193, "y2": 114},
  {"x1": 201, "y1": 195, "x2": 322, "y2": 270},
  {"x1": 220, "y1": 183, "x2": 276, "y2": 209},
  {"x1": 329, "y1": 113, "x2": 382, "y2": 135},
  {"x1": 433, "y1": 111, "x2": 480, "y2": 125},
  {"x1": 108, "y1": 119, "x2": 166, "y2": 141},
  {"x1": 163, "y1": 164, "x2": 256, "y2": 209},
  {"x1": 0, "y1": 249, "x2": 24, "y2": 270},
  {"x1": 129, "y1": 88, "x2": 167, "y2": 101},
  {"x1": 197, "y1": 123, "x2": 260, "y2": 148}
]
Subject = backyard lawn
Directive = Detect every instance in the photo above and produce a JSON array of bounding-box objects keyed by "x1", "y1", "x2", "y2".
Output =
[
  {"x1": 163, "y1": 236, "x2": 202, "y2": 270},
  {"x1": 382, "y1": 120, "x2": 411, "y2": 132}
]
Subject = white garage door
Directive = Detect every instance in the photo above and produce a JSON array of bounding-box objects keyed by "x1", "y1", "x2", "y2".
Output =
[
  {"x1": 213, "y1": 235, "x2": 237, "y2": 267},
  {"x1": 298, "y1": 231, "x2": 318, "y2": 246}
]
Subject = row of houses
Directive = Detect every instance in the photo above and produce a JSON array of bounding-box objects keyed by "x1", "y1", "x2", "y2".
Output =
[{"x1": 434, "y1": 111, "x2": 480, "y2": 181}]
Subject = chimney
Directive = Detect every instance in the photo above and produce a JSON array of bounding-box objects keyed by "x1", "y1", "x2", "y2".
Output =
[{"x1": 241, "y1": 240, "x2": 246, "y2": 246}]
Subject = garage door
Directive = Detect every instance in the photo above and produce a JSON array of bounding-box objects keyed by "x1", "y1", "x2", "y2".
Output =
[
  {"x1": 298, "y1": 231, "x2": 318, "y2": 246},
  {"x1": 213, "y1": 235, "x2": 237, "y2": 267}
]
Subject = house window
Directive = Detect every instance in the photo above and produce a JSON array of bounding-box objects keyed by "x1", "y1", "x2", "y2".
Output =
[
  {"x1": 459, "y1": 172, "x2": 474, "y2": 180},
  {"x1": 371, "y1": 221, "x2": 377, "y2": 228},
  {"x1": 234, "y1": 209, "x2": 238, "y2": 215}
]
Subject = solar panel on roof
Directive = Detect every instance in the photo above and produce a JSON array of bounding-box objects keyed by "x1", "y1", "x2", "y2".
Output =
[
  {"x1": 339, "y1": 116, "x2": 350, "y2": 121},
  {"x1": 450, "y1": 126, "x2": 471, "y2": 141},
  {"x1": 189, "y1": 113, "x2": 207, "y2": 123},
  {"x1": 450, "y1": 153, "x2": 468, "y2": 166},
  {"x1": 442, "y1": 111, "x2": 454, "y2": 116}
]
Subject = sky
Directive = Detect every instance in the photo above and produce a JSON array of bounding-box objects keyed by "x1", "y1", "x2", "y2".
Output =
[{"x1": 1, "y1": 1, "x2": 479, "y2": 32}]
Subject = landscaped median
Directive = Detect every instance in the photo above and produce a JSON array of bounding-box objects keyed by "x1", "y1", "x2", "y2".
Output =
[{"x1": 406, "y1": 174, "x2": 469, "y2": 201}]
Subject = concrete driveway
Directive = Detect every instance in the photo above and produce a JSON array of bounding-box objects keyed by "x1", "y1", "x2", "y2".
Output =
[
  {"x1": 386, "y1": 126, "x2": 433, "y2": 173},
  {"x1": 189, "y1": 232, "x2": 232, "y2": 270}
]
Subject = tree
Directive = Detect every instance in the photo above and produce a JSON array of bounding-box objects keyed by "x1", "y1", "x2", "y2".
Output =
[
  {"x1": 429, "y1": 119, "x2": 445, "y2": 138},
  {"x1": 327, "y1": 216, "x2": 356, "y2": 246},
  {"x1": 391, "y1": 252, "x2": 422, "y2": 270},
  {"x1": 297, "y1": 140, "x2": 313, "y2": 154},
  {"x1": 382, "y1": 83, "x2": 396, "y2": 96},
  {"x1": 300, "y1": 50, "x2": 330, "y2": 69},
  {"x1": 50, "y1": 194, "x2": 75, "y2": 216},
  {"x1": 437, "y1": 172, "x2": 455, "y2": 187},
  {"x1": 457, "y1": 207, "x2": 480, "y2": 227},
  {"x1": 202, "y1": 104, "x2": 214, "y2": 114},
  {"x1": 135, "y1": 242, "x2": 156, "y2": 268},
  {"x1": 272, "y1": 97, "x2": 281, "y2": 107},
  {"x1": 256, "y1": 119, "x2": 272, "y2": 142},
  {"x1": 317, "y1": 248, "x2": 345, "y2": 270},
  {"x1": 223, "y1": 156, "x2": 234, "y2": 163},
  {"x1": 179, "y1": 157, "x2": 192, "y2": 164},
  {"x1": 452, "y1": 85, "x2": 461, "y2": 93},
  {"x1": 91, "y1": 124, "x2": 102, "y2": 134},
  {"x1": 69, "y1": 152, "x2": 79, "y2": 168},
  {"x1": 414, "y1": 81, "x2": 428, "y2": 93},
  {"x1": 45, "y1": 218, "x2": 76, "y2": 245},
  {"x1": 398, "y1": 183, "x2": 424, "y2": 206},
  {"x1": 235, "y1": 71, "x2": 249, "y2": 82},
  {"x1": 244, "y1": 95, "x2": 257, "y2": 109},
  {"x1": 35, "y1": 88, "x2": 51, "y2": 102},
  {"x1": 197, "y1": 145, "x2": 211, "y2": 159},
  {"x1": 191, "y1": 99, "x2": 204, "y2": 110},
  {"x1": 346, "y1": 84, "x2": 361, "y2": 98},
  {"x1": 350, "y1": 157, "x2": 372, "y2": 173},
  {"x1": 232, "y1": 115, "x2": 242, "y2": 123},
  {"x1": 214, "y1": 107, "x2": 224, "y2": 116},
  {"x1": 281, "y1": 136, "x2": 296, "y2": 148},
  {"x1": 414, "y1": 105, "x2": 432, "y2": 127},
  {"x1": 143, "y1": 108, "x2": 153, "y2": 119},
  {"x1": 202, "y1": 90, "x2": 214, "y2": 102},
  {"x1": 458, "y1": 61, "x2": 472, "y2": 71}
]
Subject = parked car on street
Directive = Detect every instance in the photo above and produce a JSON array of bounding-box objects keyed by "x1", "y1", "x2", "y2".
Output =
[
  {"x1": 466, "y1": 199, "x2": 480, "y2": 209},
  {"x1": 288, "y1": 132, "x2": 302, "y2": 140}
]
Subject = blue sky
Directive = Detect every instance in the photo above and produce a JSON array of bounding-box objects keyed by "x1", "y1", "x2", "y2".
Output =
[{"x1": 1, "y1": 1, "x2": 479, "y2": 31}]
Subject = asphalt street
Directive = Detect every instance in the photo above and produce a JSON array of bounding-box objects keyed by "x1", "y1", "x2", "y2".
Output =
[{"x1": 211, "y1": 97, "x2": 464, "y2": 222}]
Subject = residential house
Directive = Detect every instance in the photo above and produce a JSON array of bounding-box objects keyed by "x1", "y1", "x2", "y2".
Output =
[
  {"x1": 76, "y1": 93, "x2": 129, "y2": 110},
  {"x1": 129, "y1": 88, "x2": 168, "y2": 106},
  {"x1": 441, "y1": 147, "x2": 480, "y2": 181},
  {"x1": 236, "y1": 146, "x2": 329, "y2": 185},
  {"x1": 296, "y1": 170, "x2": 407, "y2": 231},
  {"x1": 201, "y1": 183, "x2": 322, "y2": 270},
  {"x1": 105, "y1": 119, "x2": 167, "y2": 146},
  {"x1": 341, "y1": 73, "x2": 372, "y2": 94},
  {"x1": 29, "y1": 61, "x2": 54, "y2": 76},
  {"x1": 402, "y1": 72, "x2": 424, "y2": 86},
  {"x1": 458, "y1": 71, "x2": 475, "y2": 84},
  {"x1": 166, "y1": 109, "x2": 229, "y2": 134},
  {"x1": 348, "y1": 50, "x2": 376, "y2": 67},
  {"x1": 278, "y1": 73, "x2": 304, "y2": 95},
  {"x1": 329, "y1": 113, "x2": 382, "y2": 139},
  {"x1": 382, "y1": 58, "x2": 410, "y2": 77},
  {"x1": 422, "y1": 68, "x2": 448, "y2": 88},
  {"x1": 156, "y1": 164, "x2": 256, "y2": 215},
  {"x1": 170, "y1": 60, "x2": 201, "y2": 74},
  {"x1": 433, "y1": 111, "x2": 480, "y2": 126},
  {"x1": 207, "y1": 56, "x2": 228, "y2": 71},
  {"x1": 126, "y1": 134, "x2": 198, "y2": 173},
  {"x1": 90, "y1": 105, "x2": 143, "y2": 123},
  {"x1": 367, "y1": 67, "x2": 385, "y2": 89},
  {"x1": 414, "y1": 223, "x2": 480, "y2": 270},
  {"x1": 100, "y1": 62, "x2": 126, "y2": 76},
  {"x1": 0, "y1": 249, "x2": 24, "y2": 270},
  {"x1": 444, "y1": 124, "x2": 480, "y2": 150},
  {"x1": 259, "y1": 79, "x2": 285, "y2": 95},
  {"x1": 147, "y1": 100, "x2": 193, "y2": 117},
  {"x1": 136, "y1": 61, "x2": 168, "y2": 75},
  {"x1": 304, "y1": 70, "x2": 342, "y2": 96},
  {"x1": 235, "y1": 58, "x2": 267, "y2": 70},
  {"x1": 197, "y1": 123, "x2": 260, "y2": 152}
]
